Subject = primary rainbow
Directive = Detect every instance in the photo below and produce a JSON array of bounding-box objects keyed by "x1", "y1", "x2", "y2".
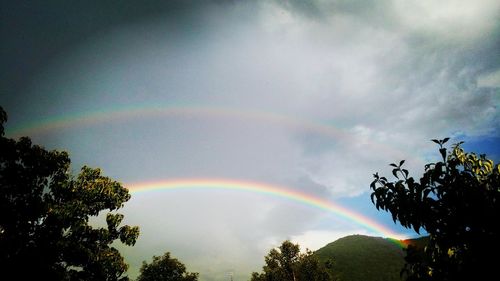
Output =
[{"x1": 125, "y1": 178, "x2": 408, "y2": 246}]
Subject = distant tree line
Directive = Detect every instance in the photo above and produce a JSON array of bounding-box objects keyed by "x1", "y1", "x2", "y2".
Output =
[{"x1": 250, "y1": 240, "x2": 335, "y2": 281}]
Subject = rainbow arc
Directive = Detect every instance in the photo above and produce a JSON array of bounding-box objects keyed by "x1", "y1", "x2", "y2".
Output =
[{"x1": 125, "y1": 178, "x2": 409, "y2": 246}]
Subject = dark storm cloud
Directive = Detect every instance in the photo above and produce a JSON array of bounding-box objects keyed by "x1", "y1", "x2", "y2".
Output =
[{"x1": 1, "y1": 0, "x2": 207, "y2": 105}]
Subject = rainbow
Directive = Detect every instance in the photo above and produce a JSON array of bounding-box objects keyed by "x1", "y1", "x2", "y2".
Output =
[
  {"x1": 6, "y1": 104, "x2": 412, "y2": 161},
  {"x1": 7, "y1": 105, "x2": 344, "y2": 137},
  {"x1": 125, "y1": 178, "x2": 409, "y2": 246}
]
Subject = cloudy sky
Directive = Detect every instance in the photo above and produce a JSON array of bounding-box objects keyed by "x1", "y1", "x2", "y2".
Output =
[{"x1": 1, "y1": 1, "x2": 499, "y2": 280}]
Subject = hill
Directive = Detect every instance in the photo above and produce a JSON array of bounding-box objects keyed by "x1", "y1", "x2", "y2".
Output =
[{"x1": 314, "y1": 235, "x2": 407, "y2": 281}]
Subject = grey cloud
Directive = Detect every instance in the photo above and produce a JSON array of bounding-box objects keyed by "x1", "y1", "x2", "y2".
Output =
[{"x1": 10, "y1": 0, "x2": 498, "y2": 194}]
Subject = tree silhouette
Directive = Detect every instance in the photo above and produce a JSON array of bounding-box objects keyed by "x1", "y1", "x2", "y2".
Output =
[
  {"x1": 370, "y1": 138, "x2": 500, "y2": 280},
  {"x1": 251, "y1": 240, "x2": 334, "y2": 281},
  {"x1": 136, "y1": 252, "x2": 198, "y2": 281},
  {"x1": 0, "y1": 106, "x2": 139, "y2": 280}
]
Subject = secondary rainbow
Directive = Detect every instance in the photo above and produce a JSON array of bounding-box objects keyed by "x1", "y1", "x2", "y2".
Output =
[
  {"x1": 8, "y1": 105, "x2": 353, "y2": 141},
  {"x1": 125, "y1": 178, "x2": 408, "y2": 245},
  {"x1": 6, "y1": 104, "x2": 418, "y2": 163}
]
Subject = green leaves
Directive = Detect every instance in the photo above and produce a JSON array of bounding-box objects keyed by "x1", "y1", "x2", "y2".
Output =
[
  {"x1": 392, "y1": 168, "x2": 399, "y2": 179},
  {"x1": 252, "y1": 240, "x2": 334, "y2": 281},
  {"x1": 0, "y1": 107, "x2": 139, "y2": 281},
  {"x1": 137, "y1": 252, "x2": 199, "y2": 281},
  {"x1": 107, "y1": 213, "x2": 124, "y2": 231},
  {"x1": 119, "y1": 225, "x2": 140, "y2": 246},
  {"x1": 370, "y1": 138, "x2": 500, "y2": 281},
  {"x1": 388, "y1": 160, "x2": 409, "y2": 180},
  {"x1": 431, "y1": 138, "x2": 449, "y2": 146}
]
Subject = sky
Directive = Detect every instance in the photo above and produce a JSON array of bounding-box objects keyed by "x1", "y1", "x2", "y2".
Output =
[{"x1": 1, "y1": 1, "x2": 499, "y2": 280}]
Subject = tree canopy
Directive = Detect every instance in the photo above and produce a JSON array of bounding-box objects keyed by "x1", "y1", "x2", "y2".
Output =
[
  {"x1": 0, "y1": 106, "x2": 139, "y2": 280},
  {"x1": 136, "y1": 252, "x2": 199, "y2": 281},
  {"x1": 251, "y1": 240, "x2": 334, "y2": 281},
  {"x1": 370, "y1": 138, "x2": 500, "y2": 280}
]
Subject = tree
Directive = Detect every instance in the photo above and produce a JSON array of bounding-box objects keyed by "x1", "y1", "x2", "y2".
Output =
[
  {"x1": 136, "y1": 252, "x2": 199, "y2": 281},
  {"x1": 370, "y1": 138, "x2": 500, "y2": 280},
  {"x1": 251, "y1": 240, "x2": 334, "y2": 281},
  {"x1": 0, "y1": 106, "x2": 140, "y2": 280}
]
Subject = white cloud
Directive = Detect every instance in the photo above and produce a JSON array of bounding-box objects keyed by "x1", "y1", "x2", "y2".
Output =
[
  {"x1": 393, "y1": 0, "x2": 500, "y2": 39},
  {"x1": 478, "y1": 69, "x2": 500, "y2": 88}
]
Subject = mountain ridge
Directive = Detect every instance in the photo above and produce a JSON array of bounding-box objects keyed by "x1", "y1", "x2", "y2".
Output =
[{"x1": 314, "y1": 234, "x2": 425, "y2": 281}]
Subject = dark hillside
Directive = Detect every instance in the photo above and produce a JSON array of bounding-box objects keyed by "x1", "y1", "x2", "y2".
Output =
[{"x1": 315, "y1": 235, "x2": 407, "y2": 281}]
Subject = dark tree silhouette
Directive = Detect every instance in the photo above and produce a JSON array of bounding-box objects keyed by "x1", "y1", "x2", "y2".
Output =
[
  {"x1": 251, "y1": 240, "x2": 334, "y2": 281},
  {"x1": 0, "y1": 106, "x2": 139, "y2": 280},
  {"x1": 136, "y1": 252, "x2": 199, "y2": 281},
  {"x1": 370, "y1": 138, "x2": 500, "y2": 280}
]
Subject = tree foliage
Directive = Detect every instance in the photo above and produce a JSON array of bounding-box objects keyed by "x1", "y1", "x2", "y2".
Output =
[
  {"x1": 136, "y1": 252, "x2": 199, "y2": 281},
  {"x1": 370, "y1": 138, "x2": 500, "y2": 280},
  {"x1": 0, "y1": 106, "x2": 139, "y2": 280},
  {"x1": 251, "y1": 240, "x2": 335, "y2": 281}
]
